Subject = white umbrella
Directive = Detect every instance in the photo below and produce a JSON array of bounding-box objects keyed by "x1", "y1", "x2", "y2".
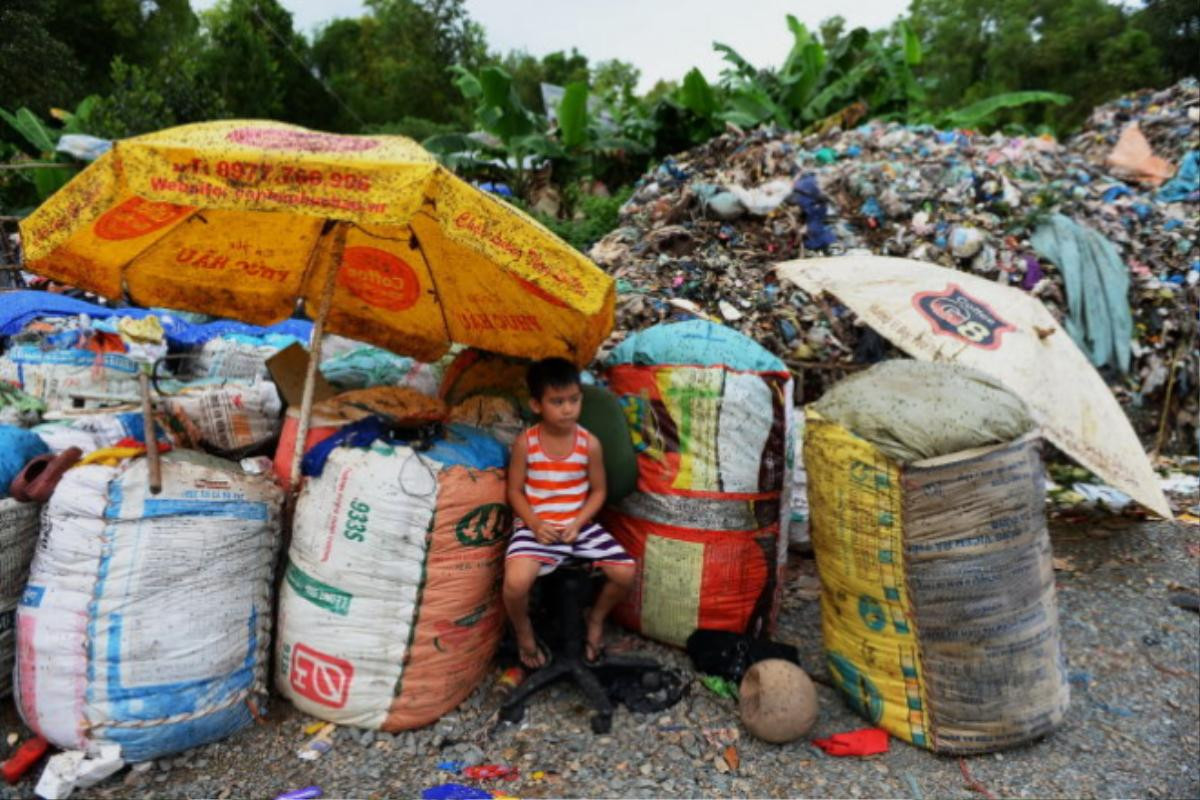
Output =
[{"x1": 777, "y1": 254, "x2": 1171, "y2": 519}]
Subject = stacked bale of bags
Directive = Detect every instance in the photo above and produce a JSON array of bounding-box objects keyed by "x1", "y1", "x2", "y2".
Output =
[
  {"x1": 273, "y1": 387, "x2": 448, "y2": 488},
  {"x1": 804, "y1": 361, "x2": 1069, "y2": 753},
  {"x1": 0, "y1": 338, "x2": 142, "y2": 412},
  {"x1": 16, "y1": 450, "x2": 284, "y2": 761},
  {"x1": 277, "y1": 423, "x2": 510, "y2": 730},
  {"x1": 0, "y1": 426, "x2": 50, "y2": 697},
  {"x1": 602, "y1": 320, "x2": 794, "y2": 646}
]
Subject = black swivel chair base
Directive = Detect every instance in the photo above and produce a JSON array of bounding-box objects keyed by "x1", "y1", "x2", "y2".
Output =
[{"x1": 498, "y1": 563, "x2": 661, "y2": 734}]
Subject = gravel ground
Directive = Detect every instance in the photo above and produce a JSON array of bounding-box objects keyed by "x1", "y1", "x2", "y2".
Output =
[{"x1": 2, "y1": 517, "x2": 1196, "y2": 800}]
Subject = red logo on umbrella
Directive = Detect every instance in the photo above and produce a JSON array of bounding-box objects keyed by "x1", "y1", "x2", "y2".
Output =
[
  {"x1": 226, "y1": 127, "x2": 380, "y2": 153},
  {"x1": 93, "y1": 197, "x2": 191, "y2": 240},
  {"x1": 289, "y1": 643, "x2": 354, "y2": 708},
  {"x1": 338, "y1": 246, "x2": 421, "y2": 311},
  {"x1": 912, "y1": 284, "x2": 1015, "y2": 350}
]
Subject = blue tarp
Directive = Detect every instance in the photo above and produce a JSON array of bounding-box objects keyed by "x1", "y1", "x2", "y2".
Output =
[
  {"x1": 0, "y1": 291, "x2": 162, "y2": 337},
  {"x1": 0, "y1": 290, "x2": 313, "y2": 345},
  {"x1": 165, "y1": 319, "x2": 312, "y2": 347}
]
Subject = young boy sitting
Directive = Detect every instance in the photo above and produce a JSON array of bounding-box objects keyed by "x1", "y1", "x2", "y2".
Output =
[{"x1": 503, "y1": 357, "x2": 636, "y2": 669}]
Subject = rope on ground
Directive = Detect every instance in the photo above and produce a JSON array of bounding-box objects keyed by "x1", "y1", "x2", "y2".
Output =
[{"x1": 958, "y1": 757, "x2": 996, "y2": 800}]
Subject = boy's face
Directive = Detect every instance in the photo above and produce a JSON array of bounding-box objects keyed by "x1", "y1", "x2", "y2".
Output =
[{"x1": 531, "y1": 383, "x2": 582, "y2": 430}]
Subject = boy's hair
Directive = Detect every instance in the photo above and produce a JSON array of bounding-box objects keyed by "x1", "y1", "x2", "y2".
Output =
[{"x1": 527, "y1": 357, "x2": 581, "y2": 399}]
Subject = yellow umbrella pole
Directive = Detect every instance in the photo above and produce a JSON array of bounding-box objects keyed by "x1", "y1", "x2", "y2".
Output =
[{"x1": 288, "y1": 223, "x2": 348, "y2": 493}]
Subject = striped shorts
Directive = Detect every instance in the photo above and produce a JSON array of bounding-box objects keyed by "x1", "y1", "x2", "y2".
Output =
[{"x1": 506, "y1": 521, "x2": 635, "y2": 576}]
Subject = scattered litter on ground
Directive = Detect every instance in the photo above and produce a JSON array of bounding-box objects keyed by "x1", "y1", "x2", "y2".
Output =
[
  {"x1": 273, "y1": 787, "x2": 324, "y2": 800},
  {"x1": 297, "y1": 724, "x2": 337, "y2": 761},
  {"x1": 0, "y1": 736, "x2": 47, "y2": 784},
  {"x1": 812, "y1": 728, "x2": 890, "y2": 757},
  {"x1": 420, "y1": 783, "x2": 493, "y2": 800},
  {"x1": 699, "y1": 675, "x2": 739, "y2": 701}
]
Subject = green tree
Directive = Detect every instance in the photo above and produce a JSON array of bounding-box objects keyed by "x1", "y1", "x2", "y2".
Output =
[
  {"x1": 310, "y1": 0, "x2": 486, "y2": 128},
  {"x1": 1134, "y1": 0, "x2": 1200, "y2": 82},
  {"x1": 907, "y1": 0, "x2": 1164, "y2": 129},
  {"x1": 498, "y1": 50, "x2": 549, "y2": 113},
  {"x1": 88, "y1": 49, "x2": 230, "y2": 139},
  {"x1": 540, "y1": 49, "x2": 589, "y2": 86},
  {"x1": 44, "y1": 0, "x2": 198, "y2": 97},
  {"x1": 310, "y1": 18, "x2": 372, "y2": 130},
  {"x1": 0, "y1": 0, "x2": 83, "y2": 114},
  {"x1": 592, "y1": 59, "x2": 641, "y2": 103},
  {"x1": 198, "y1": 0, "x2": 330, "y2": 126}
]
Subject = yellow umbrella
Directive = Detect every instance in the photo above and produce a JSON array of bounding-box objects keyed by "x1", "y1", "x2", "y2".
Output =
[
  {"x1": 20, "y1": 119, "x2": 615, "y2": 486},
  {"x1": 777, "y1": 255, "x2": 1172, "y2": 519}
]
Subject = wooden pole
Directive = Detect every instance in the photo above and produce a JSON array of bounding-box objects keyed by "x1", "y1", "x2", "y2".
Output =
[
  {"x1": 288, "y1": 224, "x2": 347, "y2": 493},
  {"x1": 139, "y1": 371, "x2": 161, "y2": 494}
]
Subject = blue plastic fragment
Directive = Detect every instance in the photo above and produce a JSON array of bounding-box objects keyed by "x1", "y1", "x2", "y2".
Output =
[
  {"x1": 1158, "y1": 151, "x2": 1200, "y2": 203},
  {"x1": 274, "y1": 787, "x2": 323, "y2": 800},
  {"x1": 779, "y1": 318, "x2": 798, "y2": 343},
  {"x1": 861, "y1": 197, "x2": 884, "y2": 221},
  {"x1": 1091, "y1": 699, "x2": 1135, "y2": 717},
  {"x1": 421, "y1": 784, "x2": 493, "y2": 800},
  {"x1": 1101, "y1": 185, "x2": 1133, "y2": 202},
  {"x1": 477, "y1": 181, "x2": 513, "y2": 197}
]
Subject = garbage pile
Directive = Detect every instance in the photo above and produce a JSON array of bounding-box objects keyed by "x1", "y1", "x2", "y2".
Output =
[{"x1": 592, "y1": 78, "x2": 1199, "y2": 452}]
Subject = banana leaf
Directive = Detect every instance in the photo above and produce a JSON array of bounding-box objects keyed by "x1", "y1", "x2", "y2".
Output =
[
  {"x1": 0, "y1": 107, "x2": 56, "y2": 155},
  {"x1": 940, "y1": 91, "x2": 1071, "y2": 129},
  {"x1": 779, "y1": 17, "x2": 828, "y2": 114},
  {"x1": 558, "y1": 82, "x2": 589, "y2": 150},
  {"x1": 713, "y1": 42, "x2": 758, "y2": 82},
  {"x1": 678, "y1": 68, "x2": 718, "y2": 117}
]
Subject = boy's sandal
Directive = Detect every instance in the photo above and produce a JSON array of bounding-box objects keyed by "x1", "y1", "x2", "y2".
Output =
[{"x1": 584, "y1": 640, "x2": 606, "y2": 665}]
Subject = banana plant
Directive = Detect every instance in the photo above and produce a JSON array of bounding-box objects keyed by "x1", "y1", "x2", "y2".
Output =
[
  {"x1": 424, "y1": 65, "x2": 558, "y2": 195},
  {"x1": 429, "y1": 65, "x2": 647, "y2": 206},
  {"x1": 553, "y1": 81, "x2": 648, "y2": 191},
  {"x1": 0, "y1": 97, "x2": 99, "y2": 201}
]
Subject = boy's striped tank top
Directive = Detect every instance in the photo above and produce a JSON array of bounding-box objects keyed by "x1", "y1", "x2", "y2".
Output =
[{"x1": 524, "y1": 424, "x2": 590, "y2": 524}]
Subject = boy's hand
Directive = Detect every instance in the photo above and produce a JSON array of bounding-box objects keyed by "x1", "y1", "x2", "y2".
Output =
[
  {"x1": 557, "y1": 520, "x2": 582, "y2": 544},
  {"x1": 532, "y1": 519, "x2": 560, "y2": 545}
]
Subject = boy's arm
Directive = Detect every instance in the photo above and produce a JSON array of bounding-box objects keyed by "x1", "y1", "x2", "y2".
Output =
[
  {"x1": 559, "y1": 434, "x2": 607, "y2": 543},
  {"x1": 506, "y1": 434, "x2": 558, "y2": 545}
]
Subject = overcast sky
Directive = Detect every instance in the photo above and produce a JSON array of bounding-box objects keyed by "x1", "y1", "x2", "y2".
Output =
[{"x1": 194, "y1": 0, "x2": 911, "y2": 91}]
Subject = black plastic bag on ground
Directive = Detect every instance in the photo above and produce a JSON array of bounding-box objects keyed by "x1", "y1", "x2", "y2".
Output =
[{"x1": 685, "y1": 629, "x2": 800, "y2": 682}]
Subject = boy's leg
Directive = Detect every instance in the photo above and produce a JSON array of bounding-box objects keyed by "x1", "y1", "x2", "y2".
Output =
[
  {"x1": 503, "y1": 557, "x2": 549, "y2": 669},
  {"x1": 585, "y1": 562, "x2": 636, "y2": 662}
]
